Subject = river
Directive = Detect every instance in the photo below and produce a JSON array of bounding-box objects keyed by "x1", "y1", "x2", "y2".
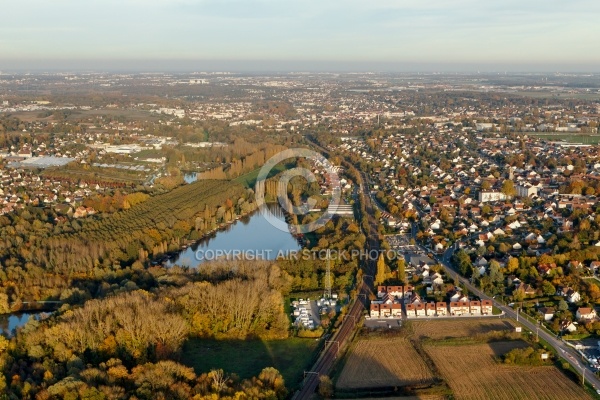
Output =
[{"x1": 166, "y1": 204, "x2": 301, "y2": 268}]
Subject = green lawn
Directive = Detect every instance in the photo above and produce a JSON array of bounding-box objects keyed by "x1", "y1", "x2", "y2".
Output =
[
  {"x1": 528, "y1": 133, "x2": 600, "y2": 144},
  {"x1": 181, "y1": 337, "x2": 320, "y2": 389},
  {"x1": 233, "y1": 161, "x2": 294, "y2": 188}
]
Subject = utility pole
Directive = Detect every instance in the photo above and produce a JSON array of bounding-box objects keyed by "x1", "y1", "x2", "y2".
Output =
[
  {"x1": 326, "y1": 340, "x2": 340, "y2": 357},
  {"x1": 324, "y1": 249, "x2": 332, "y2": 299}
]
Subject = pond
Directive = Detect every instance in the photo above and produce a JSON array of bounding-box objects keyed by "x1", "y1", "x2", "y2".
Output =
[{"x1": 0, "y1": 312, "x2": 50, "y2": 337}]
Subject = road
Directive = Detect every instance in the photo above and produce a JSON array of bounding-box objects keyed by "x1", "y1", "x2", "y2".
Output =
[
  {"x1": 293, "y1": 139, "x2": 380, "y2": 399},
  {"x1": 390, "y1": 176, "x2": 600, "y2": 391},
  {"x1": 437, "y1": 245, "x2": 600, "y2": 390},
  {"x1": 298, "y1": 137, "x2": 599, "y2": 395}
]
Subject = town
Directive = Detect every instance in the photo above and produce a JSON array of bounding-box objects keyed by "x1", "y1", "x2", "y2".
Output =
[{"x1": 2, "y1": 71, "x2": 600, "y2": 399}]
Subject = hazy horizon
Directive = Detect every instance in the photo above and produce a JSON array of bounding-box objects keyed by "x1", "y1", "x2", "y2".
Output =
[
  {"x1": 2, "y1": 0, "x2": 600, "y2": 73},
  {"x1": 1, "y1": 59, "x2": 600, "y2": 74}
]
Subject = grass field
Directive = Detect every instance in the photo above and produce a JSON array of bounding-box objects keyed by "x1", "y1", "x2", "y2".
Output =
[
  {"x1": 409, "y1": 319, "x2": 516, "y2": 341},
  {"x1": 528, "y1": 132, "x2": 600, "y2": 144},
  {"x1": 42, "y1": 166, "x2": 148, "y2": 183},
  {"x1": 336, "y1": 337, "x2": 436, "y2": 389},
  {"x1": 233, "y1": 161, "x2": 295, "y2": 188},
  {"x1": 510, "y1": 91, "x2": 600, "y2": 101},
  {"x1": 424, "y1": 341, "x2": 592, "y2": 400},
  {"x1": 181, "y1": 337, "x2": 319, "y2": 389}
]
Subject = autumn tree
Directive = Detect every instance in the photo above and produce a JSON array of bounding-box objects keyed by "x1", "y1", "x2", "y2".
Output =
[
  {"x1": 375, "y1": 253, "x2": 387, "y2": 285},
  {"x1": 397, "y1": 258, "x2": 406, "y2": 283},
  {"x1": 501, "y1": 179, "x2": 516, "y2": 197}
]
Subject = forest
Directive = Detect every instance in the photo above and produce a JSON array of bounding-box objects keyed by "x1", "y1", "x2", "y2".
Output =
[
  {"x1": 0, "y1": 262, "x2": 291, "y2": 399},
  {"x1": 0, "y1": 179, "x2": 255, "y2": 305}
]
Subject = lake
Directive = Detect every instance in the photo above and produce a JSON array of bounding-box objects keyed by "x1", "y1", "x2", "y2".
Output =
[
  {"x1": 0, "y1": 312, "x2": 49, "y2": 337},
  {"x1": 166, "y1": 205, "x2": 301, "y2": 268}
]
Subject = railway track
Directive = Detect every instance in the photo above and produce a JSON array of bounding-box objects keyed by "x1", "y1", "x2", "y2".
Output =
[{"x1": 293, "y1": 138, "x2": 379, "y2": 399}]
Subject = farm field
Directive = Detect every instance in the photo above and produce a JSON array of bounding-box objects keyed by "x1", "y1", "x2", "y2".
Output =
[
  {"x1": 336, "y1": 337, "x2": 436, "y2": 389},
  {"x1": 424, "y1": 341, "x2": 593, "y2": 400},
  {"x1": 344, "y1": 397, "x2": 447, "y2": 400},
  {"x1": 410, "y1": 319, "x2": 515, "y2": 340}
]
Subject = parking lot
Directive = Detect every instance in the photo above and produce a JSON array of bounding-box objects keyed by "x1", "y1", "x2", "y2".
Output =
[
  {"x1": 570, "y1": 338, "x2": 600, "y2": 370},
  {"x1": 364, "y1": 317, "x2": 403, "y2": 329}
]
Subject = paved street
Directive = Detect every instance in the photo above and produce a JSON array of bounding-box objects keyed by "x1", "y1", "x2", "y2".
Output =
[{"x1": 438, "y1": 245, "x2": 600, "y2": 390}]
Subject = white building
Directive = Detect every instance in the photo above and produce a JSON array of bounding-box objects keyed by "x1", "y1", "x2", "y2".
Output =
[{"x1": 478, "y1": 191, "x2": 507, "y2": 203}]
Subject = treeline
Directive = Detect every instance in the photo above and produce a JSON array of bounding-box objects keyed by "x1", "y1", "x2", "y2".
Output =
[
  {"x1": 0, "y1": 180, "x2": 256, "y2": 304},
  {"x1": 0, "y1": 262, "x2": 291, "y2": 398},
  {"x1": 502, "y1": 346, "x2": 552, "y2": 366},
  {"x1": 171, "y1": 262, "x2": 291, "y2": 339},
  {"x1": 83, "y1": 191, "x2": 150, "y2": 213}
]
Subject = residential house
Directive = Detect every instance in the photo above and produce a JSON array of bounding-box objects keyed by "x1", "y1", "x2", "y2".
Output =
[
  {"x1": 469, "y1": 300, "x2": 481, "y2": 315},
  {"x1": 560, "y1": 320, "x2": 577, "y2": 333},
  {"x1": 380, "y1": 303, "x2": 392, "y2": 318},
  {"x1": 458, "y1": 301, "x2": 470, "y2": 315},
  {"x1": 426, "y1": 302, "x2": 436, "y2": 316},
  {"x1": 370, "y1": 303, "x2": 380, "y2": 318},
  {"x1": 436, "y1": 302, "x2": 447, "y2": 316},
  {"x1": 538, "y1": 307, "x2": 555, "y2": 321},
  {"x1": 576, "y1": 307, "x2": 597, "y2": 321},
  {"x1": 567, "y1": 290, "x2": 581, "y2": 304},
  {"x1": 449, "y1": 302, "x2": 461, "y2": 316},
  {"x1": 409, "y1": 292, "x2": 423, "y2": 305},
  {"x1": 515, "y1": 282, "x2": 536, "y2": 296},
  {"x1": 481, "y1": 300, "x2": 493, "y2": 315}
]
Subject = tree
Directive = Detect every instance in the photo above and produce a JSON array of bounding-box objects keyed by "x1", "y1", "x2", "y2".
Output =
[
  {"x1": 455, "y1": 250, "x2": 473, "y2": 278},
  {"x1": 501, "y1": 179, "x2": 516, "y2": 197},
  {"x1": 513, "y1": 285, "x2": 526, "y2": 302},
  {"x1": 489, "y1": 260, "x2": 504, "y2": 284},
  {"x1": 542, "y1": 281, "x2": 556, "y2": 296},
  {"x1": 507, "y1": 257, "x2": 519, "y2": 273},
  {"x1": 397, "y1": 258, "x2": 406, "y2": 283},
  {"x1": 0, "y1": 292, "x2": 10, "y2": 314},
  {"x1": 318, "y1": 375, "x2": 334, "y2": 398},
  {"x1": 375, "y1": 253, "x2": 387, "y2": 285},
  {"x1": 558, "y1": 299, "x2": 569, "y2": 311}
]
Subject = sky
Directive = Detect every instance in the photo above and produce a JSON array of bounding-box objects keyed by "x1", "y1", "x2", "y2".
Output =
[{"x1": 1, "y1": 0, "x2": 599, "y2": 72}]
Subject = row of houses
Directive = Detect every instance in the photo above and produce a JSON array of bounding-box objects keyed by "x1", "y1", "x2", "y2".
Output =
[{"x1": 370, "y1": 299, "x2": 494, "y2": 318}]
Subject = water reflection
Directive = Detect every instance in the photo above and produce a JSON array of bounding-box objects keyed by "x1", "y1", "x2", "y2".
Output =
[
  {"x1": 184, "y1": 172, "x2": 197, "y2": 183},
  {"x1": 0, "y1": 312, "x2": 49, "y2": 337},
  {"x1": 167, "y1": 205, "x2": 300, "y2": 268}
]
